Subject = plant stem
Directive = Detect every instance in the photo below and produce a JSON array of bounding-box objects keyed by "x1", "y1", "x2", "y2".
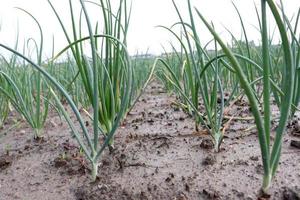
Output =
[
  {"x1": 262, "y1": 173, "x2": 272, "y2": 193},
  {"x1": 213, "y1": 131, "x2": 222, "y2": 153},
  {"x1": 34, "y1": 128, "x2": 43, "y2": 139},
  {"x1": 91, "y1": 162, "x2": 98, "y2": 182}
]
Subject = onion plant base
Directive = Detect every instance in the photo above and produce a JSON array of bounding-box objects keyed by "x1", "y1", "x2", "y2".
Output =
[
  {"x1": 262, "y1": 173, "x2": 273, "y2": 194},
  {"x1": 212, "y1": 132, "x2": 223, "y2": 153},
  {"x1": 91, "y1": 162, "x2": 99, "y2": 182},
  {"x1": 33, "y1": 129, "x2": 44, "y2": 140}
]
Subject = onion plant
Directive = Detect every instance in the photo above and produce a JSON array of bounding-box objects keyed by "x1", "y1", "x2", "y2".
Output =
[
  {"x1": 3, "y1": 0, "x2": 136, "y2": 181},
  {"x1": 18, "y1": 8, "x2": 51, "y2": 138},
  {"x1": 0, "y1": 42, "x2": 102, "y2": 180},
  {"x1": 157, "y1": 0, "x2": 239, "y2": 152},
  {"x1": 0, "y1": 0, "x2": 154, "y2": 181},
  {"x1": 0, "y1": 90, "x2": 10, "y2": 128},
  {"x1": 50, "y1": 0, "x2": 134, "y2": 179},
  {"x1": 286, "y1": 8, "x2": 300, "y2": 117},
  {"x1": 0, "y1": 39, "x2": 130, "y2": 183},
  {"x1": 0, "y1": 21, "x2": 50, "y2": 139},
  {"x1": 194, "y1": 0, "x2": 294, "y2": 192},
  {"x1": 157, "y1": 43, "x2": 185, "y2": 93},
  {"x1": 48, "y1": 0, "x2": 134, "y2": 149},
  {"x1": 0, "y1": 65, "x2": 50, "y2": 139},
  {"x1": 48, "y1": 55, "x2": 90, "y2": 108},
  {"x1": 129, "y1": 53, "x2": 156, "y2": 110}
]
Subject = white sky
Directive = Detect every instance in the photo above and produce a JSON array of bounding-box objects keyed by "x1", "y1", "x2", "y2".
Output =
[{"x1": 0, "y1": 0, "x2": 299, "y2": 57}]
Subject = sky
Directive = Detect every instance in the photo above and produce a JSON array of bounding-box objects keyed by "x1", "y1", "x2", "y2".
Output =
[{"x1": 0, "y1": 0, "x2": 299, "y2": 58}]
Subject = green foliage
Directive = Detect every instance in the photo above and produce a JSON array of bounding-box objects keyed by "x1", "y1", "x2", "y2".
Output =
[
  {"x1": 0, "y1": 0, "x2": 153, "y2": 181},
  {"x1": 157, "y1": 0, "x2": 239, "y2": 152},
  {"x1": 0, "y1": 0, "x2": 298, "y2": 192},
  {"x1": 194, "y1": 0, "x2": 295, "y2": 192}
]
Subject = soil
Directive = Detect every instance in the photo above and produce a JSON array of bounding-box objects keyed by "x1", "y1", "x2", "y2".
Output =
[{"x1": 0, "y1": 81, "x2": 300, "y2": 200}]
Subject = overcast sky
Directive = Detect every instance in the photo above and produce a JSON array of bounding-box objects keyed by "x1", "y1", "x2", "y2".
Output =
[{"x1": 0, "y1": 0, "x2": 299, "y2": 57}]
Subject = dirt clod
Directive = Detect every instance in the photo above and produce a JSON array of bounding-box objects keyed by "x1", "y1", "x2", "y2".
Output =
[
  {"x1": 282, "y1": 187, "x2": 300, "y2": 200},
  {"x1": 200, "y1": 138, "x2": 214, "y2": 150},
  {"x1": 201, "y1": 188, "x2": 221, "y2": 199},
  {"x1": 97, "y1": 184, "x2": 109, "y2": 194},
  {"x1": 250, "y1": 156, "x2": 259, "y2": 161},
  {"x1": 202, "y1": 154, "x2": 217, "y2": 166},
  {"x1": 53, "y1": 157, "x2": 68, "y2": 168},
  {"x1": 52, "y1": 152, "x2": 87, "y2": 176},
  {"x1": 291, "y1": 140, "x2": 300, "y2": 149},
  {"x1": 176, "y1": 192, "x2": 188, "y2": 200},
  {"x1": 258, "y1": 189, "x2": 272, "y2": 200},
  {"x1": 185, "y1": 183, "x2": 190, "y2": 192},
  {"x1": 255, "y1": 164, "x2": 264, "y2": 174},
  {"x1": 0, "y1": 155, "x2": 13, "y2": 170}
]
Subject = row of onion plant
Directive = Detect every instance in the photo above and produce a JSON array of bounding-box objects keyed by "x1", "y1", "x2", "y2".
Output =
[
  {"x1": 0, "y1": 0, "x2": 154, "y2": 181},
  {"x1": 156, "y1": 0, "x2": 299, "y2": 193},
  {"x1": 48, "y1": 55, "x2": 91, "y2": 108},
  {"x1": 192, "y1": 0, "x2": 295, "y2": 193},
  {"x1": 0, "y1": 10, "x2": 51, "y2": 139},
  {"x1": 48, "y1": 0, "x2": 134, "y2": 151},
  {"x1": 49, "y1": 0, "x2": 154, "y2": 179},
  {"x1": 157, "y1": 0, "x2": 239, "y2": 152}
]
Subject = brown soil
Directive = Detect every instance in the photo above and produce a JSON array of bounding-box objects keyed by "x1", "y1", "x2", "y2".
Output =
[{"x1": 0, "y1": 81, "x2": 299, "y2": 200}]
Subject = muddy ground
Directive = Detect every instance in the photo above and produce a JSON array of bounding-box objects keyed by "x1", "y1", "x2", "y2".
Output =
[{"x1": 0, "y1": 81, "x2": 299, "y2": 200}]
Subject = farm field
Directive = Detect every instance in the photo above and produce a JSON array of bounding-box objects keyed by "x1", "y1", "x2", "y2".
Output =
[
  {"x1": 0, "y1": 81, "x2": 300, "y2": 199},
  {"x1": 0, "y1": 0, "x2": 300, "y2": 199}
]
